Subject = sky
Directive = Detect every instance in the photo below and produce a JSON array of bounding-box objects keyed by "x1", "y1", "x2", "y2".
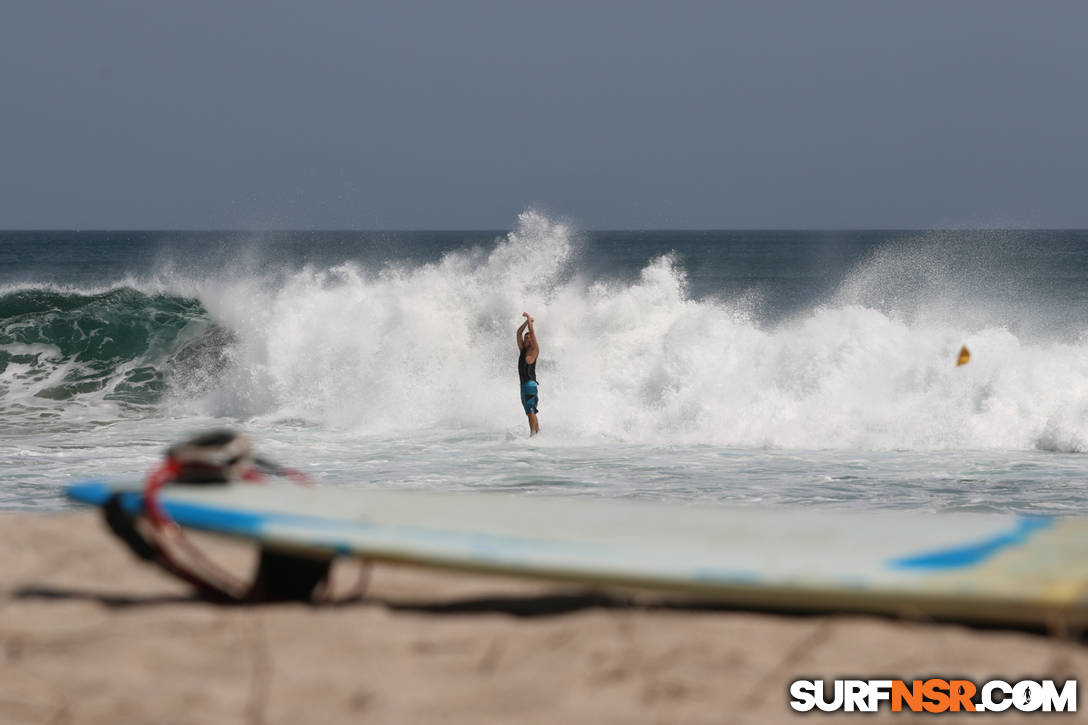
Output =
[{"x1": 1, "y1": 1, "x2": 1086, "y2": 229}]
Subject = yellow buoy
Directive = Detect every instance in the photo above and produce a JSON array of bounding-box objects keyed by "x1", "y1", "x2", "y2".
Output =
[{"x1": 956, "y1": 345, "x2": 970, "y2": 366}]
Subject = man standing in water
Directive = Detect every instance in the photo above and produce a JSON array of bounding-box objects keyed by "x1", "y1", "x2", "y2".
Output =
[{"x1": 516, "y1": 312, "x2": 540, "y2": 436}]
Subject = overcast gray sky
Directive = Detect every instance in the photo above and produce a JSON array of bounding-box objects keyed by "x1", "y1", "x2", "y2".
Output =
[{"x1": 1, "y1": 1, "x2": 1085, "y2": 229}]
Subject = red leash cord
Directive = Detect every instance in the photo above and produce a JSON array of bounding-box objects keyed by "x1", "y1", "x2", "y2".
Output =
[
  {"x1": 138, "y1": 457, "x2": 355, "y2": 603},
  {"x1": 142, "y1": 457, "x2": 255, "y2": 601}
]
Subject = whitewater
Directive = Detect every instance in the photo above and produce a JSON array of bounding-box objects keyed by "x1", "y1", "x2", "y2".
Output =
[{"x1": 2, "y1": 212, "x2": 1087, "y2": 513}]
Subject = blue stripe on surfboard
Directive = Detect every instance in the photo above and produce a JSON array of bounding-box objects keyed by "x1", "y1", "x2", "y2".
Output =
[
  {"x1": 68, "y1": 481, "x2": 272, "y2": 538},
  {"x1": 889, "y1": 516, "x2": 1052, "y2": 571},
  {"x1": 65, "y1": 481, "x2": 606, "y2": 562},
  {"x1": 68, "y1": 481, "x2": 347, "y2": 540},
  {"x1": 67, "y1": 481, "x2": 115, "y2": 506}
]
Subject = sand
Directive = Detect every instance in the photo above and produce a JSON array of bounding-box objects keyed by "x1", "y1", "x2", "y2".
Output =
[{"x1": 1, "y1": 511, "x2": 1085, "y2": 724}]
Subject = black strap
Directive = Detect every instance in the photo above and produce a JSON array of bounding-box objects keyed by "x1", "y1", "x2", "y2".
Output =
[
  {"x1": 103, "y1": 494, "x2": 158, "y2": 561},
  {"x1": 102, "y1": 494, "x2": 333, "y2": 603}
]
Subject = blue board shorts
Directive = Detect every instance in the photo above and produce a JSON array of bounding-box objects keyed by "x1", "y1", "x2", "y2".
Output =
[{"x1": 520, "y1": 381, "x2": 539, "y2": 415}]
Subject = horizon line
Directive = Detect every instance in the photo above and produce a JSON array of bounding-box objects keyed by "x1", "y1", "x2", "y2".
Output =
[{"x1": 3, "y1": 227, "x2": 1088, "y2": 234}]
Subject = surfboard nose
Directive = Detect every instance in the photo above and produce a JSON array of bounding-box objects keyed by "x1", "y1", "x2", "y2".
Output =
[{"x1": 66, "y1": 481, "x2": 115, "y2": 506}]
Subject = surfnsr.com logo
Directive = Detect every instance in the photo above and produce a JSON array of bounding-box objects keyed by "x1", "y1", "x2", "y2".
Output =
[{"x1": 789, "y1": 679, "x2": 1077, "y2": 713}]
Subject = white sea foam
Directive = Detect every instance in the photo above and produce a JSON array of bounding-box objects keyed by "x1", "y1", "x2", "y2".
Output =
[{"x1": 153, "y1": 211, "x2": 1088, "y2": 453}]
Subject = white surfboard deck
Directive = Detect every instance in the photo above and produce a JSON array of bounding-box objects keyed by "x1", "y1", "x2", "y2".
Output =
[{"x1": 67, "y1": 481, "x2": 1088, "y2": 627}]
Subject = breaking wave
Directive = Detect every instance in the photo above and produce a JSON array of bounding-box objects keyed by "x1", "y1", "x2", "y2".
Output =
[
  {"x1": 3, "y1": 211, "x2": 1087, "y2": 451},
  {"x1": 0, "y1": 287, "x2": 232, "y2": 425}
]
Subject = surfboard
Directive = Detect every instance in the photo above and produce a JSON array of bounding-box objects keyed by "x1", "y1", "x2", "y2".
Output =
[{"x1": 66, "y1": 480, "x2": 1088, "y2": 627}]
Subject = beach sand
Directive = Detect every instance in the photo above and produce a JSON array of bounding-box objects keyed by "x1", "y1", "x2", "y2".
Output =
[{"x1": 1, "y1": 511, "x2": 1085, "y2": 724}]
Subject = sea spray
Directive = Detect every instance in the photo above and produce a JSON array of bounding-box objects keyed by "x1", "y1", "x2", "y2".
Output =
[
  {"x1": 183, "y1": 215, "x2": 1088, "y2": 451},
  {"x1": 2, "y1": 216, "x2": 1088, "y2": 452},
  {"x1": 194, "y1": 210, "x2": 577, "y2": 428}
]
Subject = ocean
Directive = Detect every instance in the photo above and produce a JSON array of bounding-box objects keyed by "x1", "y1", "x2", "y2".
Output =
[{"x1": 2, "y1": 211, "x2": 1087, "y2": 514}]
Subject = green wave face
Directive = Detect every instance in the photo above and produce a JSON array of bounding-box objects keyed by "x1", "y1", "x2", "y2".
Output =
[{"x1": 0, "y1": 287, "x2": 233, "y2": 409}]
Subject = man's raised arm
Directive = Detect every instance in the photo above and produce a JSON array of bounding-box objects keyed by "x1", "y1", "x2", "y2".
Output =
[
  {"x1": 516, "y1": 317, "x2": 529, "y2": 350},
  {"x1": 526, "y1": 316, "x2": 538, "y2": 353}
]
